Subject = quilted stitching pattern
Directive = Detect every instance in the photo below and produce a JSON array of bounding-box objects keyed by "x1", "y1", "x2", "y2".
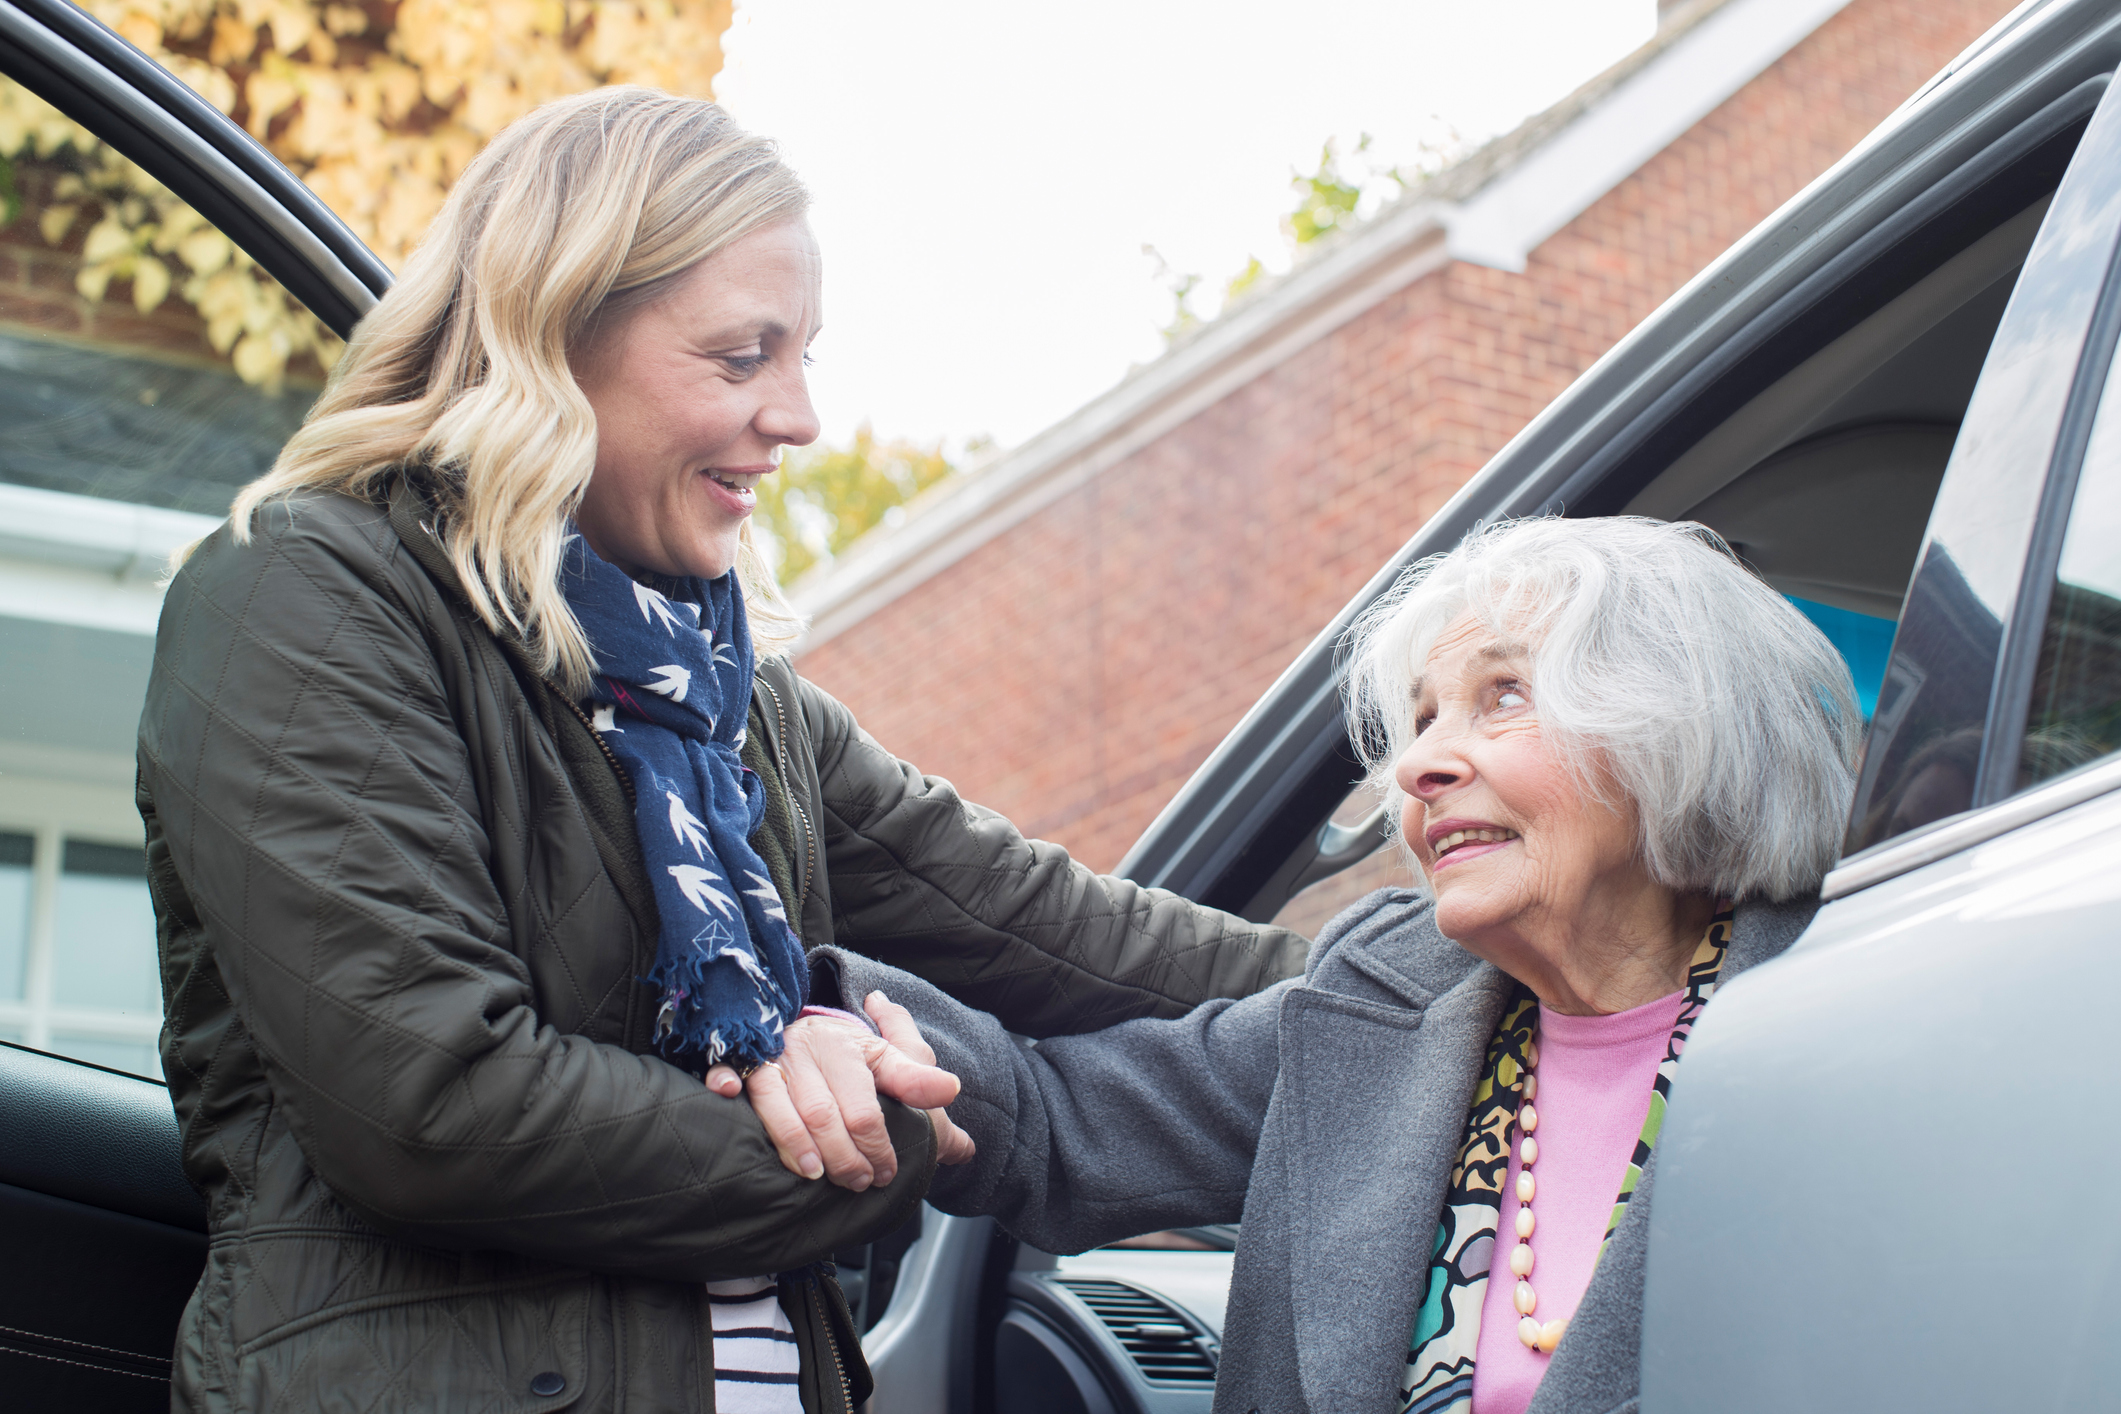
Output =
[{"x1": 139, "y1": 496, "x2": 930, "y2": 1414}]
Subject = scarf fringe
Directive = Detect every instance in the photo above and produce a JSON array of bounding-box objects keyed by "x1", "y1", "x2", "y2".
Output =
[{"x1": 646, "y1": 948, "x2": 788, "y2": 1067}]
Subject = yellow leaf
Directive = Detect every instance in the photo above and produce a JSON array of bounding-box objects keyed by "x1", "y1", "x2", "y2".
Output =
[
  {"x1": 233, "y1": 331, "x2": 287, "y2": 388},
  {"x1": 76, "y1": 262, "x2": 114, "y2": 301},
  {"x1": 38, "y1": 203, "x2": 78, "y2": 245},
  {"x1": 82, "y1": 217, "x2": 134, "y2": 262},
  {"x1": 178, "y1": 227, "x2": 233, "y2": 274},
  {"x1": 112, "y1": 13, "x2": 161, "y2": 51},
  {"x1": 209, "y1": 15, "x2": 258, "y2": 66},
  {"x1": 323, "y1": 3, "x2": 368, "y2": 36},
  {"x1": 246, "y1": 64, "x2": 301, "y2": 140},
  {"x1": 265, "y1": 0, "x2": 316, "y2": 58},
  {"x1": 131, "y1": 255, "x2": 172, "y2": 312}
]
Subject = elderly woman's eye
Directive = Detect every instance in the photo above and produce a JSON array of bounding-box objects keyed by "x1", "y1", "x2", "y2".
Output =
[
  {"x1": 1495, "y1": 684, "x2": 1530, "y2": 710},
  {"x1": 724, "y1": 351, "x2": 769, "y2": 375}
]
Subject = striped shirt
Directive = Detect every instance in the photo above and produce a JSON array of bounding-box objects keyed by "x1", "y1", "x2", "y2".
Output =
[{"x1": 707, "y1": 1277, "x2": 801, "y2": 1413}]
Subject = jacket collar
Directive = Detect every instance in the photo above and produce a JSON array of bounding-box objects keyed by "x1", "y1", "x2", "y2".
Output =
[
  {"x1": 1278, "y1": 956, "x2": 1514, "y2": 1409},
  {"x1": 1324, "y1": 888, "x2": 1820, "y2": 1011}
]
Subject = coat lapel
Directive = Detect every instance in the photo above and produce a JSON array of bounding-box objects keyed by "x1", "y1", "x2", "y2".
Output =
[{"x1": 1276, "y1": 953, "x2": 1513, "y2": 1410}]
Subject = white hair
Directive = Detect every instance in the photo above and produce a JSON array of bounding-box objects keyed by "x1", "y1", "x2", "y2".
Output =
[{"x1": 1343, "y1": 516, "x2": 1862, "y2": 903}]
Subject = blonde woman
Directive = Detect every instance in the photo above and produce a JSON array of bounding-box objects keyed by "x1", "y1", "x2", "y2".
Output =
[{"x1": 137, "y1": 88, "x2": 1304, "y2": 1414}]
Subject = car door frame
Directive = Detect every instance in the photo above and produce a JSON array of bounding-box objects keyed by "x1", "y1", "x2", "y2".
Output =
[{"x1": 1117, "y1": 0, "x2": 2121, "y2": 924}]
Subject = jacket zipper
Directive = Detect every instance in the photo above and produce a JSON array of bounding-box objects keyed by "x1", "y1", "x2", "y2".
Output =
[
  {"x1": 815, "y1": 1281, "x2": 852, "y2": 1414},
  {"x1": 759, "y1": 676, "x2": 817, "y2": 931},
  {"x1": 557, "y1": 692, "x2": 635, "y2": 808}
]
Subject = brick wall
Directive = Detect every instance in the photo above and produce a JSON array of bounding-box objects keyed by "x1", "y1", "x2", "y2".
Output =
[{"x1": 796, "y1": 0, "x2": 2018, "y2": 904}]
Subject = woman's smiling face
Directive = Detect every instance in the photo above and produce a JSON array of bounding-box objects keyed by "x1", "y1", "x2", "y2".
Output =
[
  {"x1": 571, "y1": 219, "x2": 823, "y2": 581},
  {"x1": 1394, "y1": 614, "x2": 1643, "y2": 951}
]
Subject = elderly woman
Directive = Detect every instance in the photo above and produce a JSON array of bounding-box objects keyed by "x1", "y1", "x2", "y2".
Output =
[
  {"x1": 136, "y1": 89, "x2": 1302, "y2": 1414},
  {"x1": 802, "y1": 515, "x2": 1861, "y2": 1414}
]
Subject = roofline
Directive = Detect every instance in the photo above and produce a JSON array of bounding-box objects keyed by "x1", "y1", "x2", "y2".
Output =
[
  {"x1": 0, "y1": 483, "x2": 218, "y2": 636},
  {"x1": 791, "y1": 0, "x2": 1854, "y2": 651}
]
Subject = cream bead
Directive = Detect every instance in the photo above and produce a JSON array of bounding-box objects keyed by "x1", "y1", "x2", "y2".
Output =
[
  {"x1": 1514, "y1": 1280, "x2": 1537, "y2": 1315},
  {"x1": 1537, "y1": 1319, "x2": 1568, "y2": 1353},
  {"x1": 1526, "y1": 1041, "x2": 1539, "y2": 1069},
  {"x1": 1509, "y1": 1242, "x2": 1534, "y2": 1277},
  {"x1": 1518, "y1": 1316, "x2": 1541, "y2": 1349},
  {"x1": 1522, "y1": 1073, "x2": 1537, "y2": 1102},
  {"x1": 1520, "y1": 1135, "x2": 1539, "y2": 1166},
  {"x1": 1519, "y1": 1102, "x2": 1538, "y2": 1133},
  {"x1": 1517, "y1": 1170, "x2": 1536, "y2": 1203},
  {"x1": 1516, "y1": 1207, "x2": 1535, "y2": 1238}
]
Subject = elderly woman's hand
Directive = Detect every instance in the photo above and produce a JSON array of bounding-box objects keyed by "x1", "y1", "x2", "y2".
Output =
[{"x1": 706, "y1": 992, "x2": 976, "y2": 1189}]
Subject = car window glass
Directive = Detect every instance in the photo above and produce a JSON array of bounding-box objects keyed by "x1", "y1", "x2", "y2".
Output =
[
  {"x1": 0, "y1": 84, "x2": 333, "y2": 1078},
  {"x1": 2014, "y1": 369, "x2": 2121, "y2": 792}
]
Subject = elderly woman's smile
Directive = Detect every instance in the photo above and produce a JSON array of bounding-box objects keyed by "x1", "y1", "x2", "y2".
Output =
[{"x1": 1427, "y1": 821, "x2": 1520, "y2": 867}]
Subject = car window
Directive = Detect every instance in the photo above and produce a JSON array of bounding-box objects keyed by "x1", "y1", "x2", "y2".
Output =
[
  {"x1": 2013, "y1": 365, "x2": 2121, "y2": 792},
  {"x1": 0, "y1": 83, "x2": 332, "y2": 1078},
  {"x1": 1842, "y1": 77, "x2": 2121, "y2": 859}
]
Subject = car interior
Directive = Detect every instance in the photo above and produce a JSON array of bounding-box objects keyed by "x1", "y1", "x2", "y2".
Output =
[{"x1": 0, "y1": 8, "x2": 2113, "y2": 1414}]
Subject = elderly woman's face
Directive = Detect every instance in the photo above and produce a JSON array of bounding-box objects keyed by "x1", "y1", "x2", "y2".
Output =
[
  {"x1": 572, "y1": 219, "x2": 823, "y2": 581},
  {"x1": 1395, "y1": 615, "x2": 1644, "y2": 948}
]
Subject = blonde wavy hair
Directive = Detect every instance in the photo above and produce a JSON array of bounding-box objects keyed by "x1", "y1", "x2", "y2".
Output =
[{"x1": 226, "y1": 86, "x2": 809, "y2": 692}]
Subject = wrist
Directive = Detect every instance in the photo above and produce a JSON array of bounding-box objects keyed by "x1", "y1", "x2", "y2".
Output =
[{"x1": 797, "y1": 1003, "x2": 880, "y2": 1037}]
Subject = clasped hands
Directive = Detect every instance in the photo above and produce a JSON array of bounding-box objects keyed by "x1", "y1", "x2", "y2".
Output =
[{"x1": 706, "y1": 991, "x2": 977, "y2": 1190}]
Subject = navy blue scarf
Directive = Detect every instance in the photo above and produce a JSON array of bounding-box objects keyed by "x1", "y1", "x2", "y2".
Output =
[{"x1": 559, "y1": 535, "x2": 807, "y2": 1068}]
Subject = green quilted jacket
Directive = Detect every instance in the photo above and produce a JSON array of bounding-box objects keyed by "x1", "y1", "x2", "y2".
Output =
[{"x1": 136, "y1": 478, "x2": 1307, "y2": 1414}]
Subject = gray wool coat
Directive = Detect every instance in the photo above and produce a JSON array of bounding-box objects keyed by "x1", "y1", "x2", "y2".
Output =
[{"x1": 821, "y1": 886, "x2": 1821, "y2": 1414}]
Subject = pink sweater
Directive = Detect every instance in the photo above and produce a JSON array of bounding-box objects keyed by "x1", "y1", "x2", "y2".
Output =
[{"x1": 1469, "y1": 988, "x2": 1685, "y2": 1414}]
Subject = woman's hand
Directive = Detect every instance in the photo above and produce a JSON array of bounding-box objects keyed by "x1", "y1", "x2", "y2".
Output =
[{"x1": 706, "y1": 992, "x2": 976, "y2": 1189}]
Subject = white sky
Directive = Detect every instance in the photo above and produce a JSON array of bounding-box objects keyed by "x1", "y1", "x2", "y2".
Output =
[{"x1": 714, "y1": 0, "x2": 1657, "y2": 453}]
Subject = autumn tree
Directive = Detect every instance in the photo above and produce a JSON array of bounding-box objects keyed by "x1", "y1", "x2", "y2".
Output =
[
  {"x1": 755, "y1": 427, "x2": 966, "y2": 586},
  {"x1": 0, "y1": 0, "x2": 732, "y2": 388},
  {"x1": 1154, "y1": 130, "x2": 1463, "y2": 343},
  {"x1": 0, "y1": 5, "x2": 966, "y2": 593}
]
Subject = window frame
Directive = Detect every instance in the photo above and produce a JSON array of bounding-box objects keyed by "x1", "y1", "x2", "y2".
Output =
[
  {"x1": 1836, "y1": 64, "x2": 2121, "y2": 888},
  {"x1": 0, "y1": 774, "x2": 158, "y2": 1075}
]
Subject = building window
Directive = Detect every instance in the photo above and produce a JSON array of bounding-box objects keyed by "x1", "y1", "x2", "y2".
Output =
[{"x1": 0, "y1": 826, "x2": 161, "y2": 1080}]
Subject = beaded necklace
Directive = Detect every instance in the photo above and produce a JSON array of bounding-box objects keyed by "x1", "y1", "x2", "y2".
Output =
[
  {"x1": 1398, "y1": 910, "x2": 1732, "y2": 1413},
  {"x1": 1509, "y1": 920, "x2": 1731, "y2": 1353}
]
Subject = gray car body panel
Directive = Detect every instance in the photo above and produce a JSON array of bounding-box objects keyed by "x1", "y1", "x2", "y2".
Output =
[{"x1": 1642, "y1": 765, "x2": 2121, "y2": 1409}]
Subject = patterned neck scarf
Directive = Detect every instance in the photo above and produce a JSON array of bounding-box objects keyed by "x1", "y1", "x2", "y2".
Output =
[
  {"x1": 559, "y1": 535, "x2": 807, "y2": 1069},
  {"x1": 1398, "y1": 912, "x2": 1733, "y2": 1414}
]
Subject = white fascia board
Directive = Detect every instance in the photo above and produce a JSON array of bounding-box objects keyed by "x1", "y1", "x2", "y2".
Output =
[
  {"x1": 0, "y1": 556, "x2": 174, "y2": 635},
  {"x1": 1445, "y1": 0, "x2": 1856, "y2": 272},
  {"x1": 0, "y1": 483, "x2": 222, "y2": 635},
  {"x1": 0, "y1": 481, "x2": 222, "y2": 578}
]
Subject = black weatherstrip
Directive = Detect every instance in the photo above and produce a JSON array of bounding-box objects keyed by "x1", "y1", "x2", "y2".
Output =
[{"x1": 0, "y1": 0, "x2": 390, "y2": 336}]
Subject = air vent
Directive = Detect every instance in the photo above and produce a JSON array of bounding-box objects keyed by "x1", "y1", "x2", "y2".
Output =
[{"x1": 1055, "y1": 1278, "x2": 1216, "y2": 1384}]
